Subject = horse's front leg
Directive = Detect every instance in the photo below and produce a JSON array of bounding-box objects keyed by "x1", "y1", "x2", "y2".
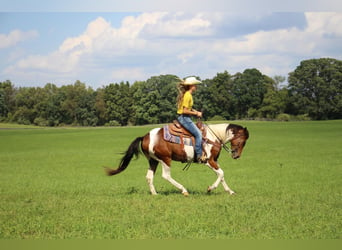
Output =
[
  {"x1": 207, "y1": 162, "x2": 235, "y2": 195},
  {"x1": 220, "y1": 175, "x2": 236, "y2": 195}
]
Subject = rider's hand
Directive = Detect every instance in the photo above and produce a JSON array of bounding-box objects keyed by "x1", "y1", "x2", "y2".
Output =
[{"x1": 197, "y1": 111, "x2": 202, "y2": 118}]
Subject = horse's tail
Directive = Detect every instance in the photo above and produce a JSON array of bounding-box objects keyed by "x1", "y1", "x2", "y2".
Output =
[{"x1": 105, "y1": 137, "x2": 143, "y2": 176}]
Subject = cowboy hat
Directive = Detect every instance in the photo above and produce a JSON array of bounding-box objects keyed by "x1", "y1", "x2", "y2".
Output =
[{"x1": 182, "y1": 76, "x2": 202, "y2": 85}]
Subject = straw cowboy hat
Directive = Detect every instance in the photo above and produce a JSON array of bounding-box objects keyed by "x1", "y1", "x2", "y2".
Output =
[{"x1": 182, "y1": 77, "x2": 202, "y2": 85}]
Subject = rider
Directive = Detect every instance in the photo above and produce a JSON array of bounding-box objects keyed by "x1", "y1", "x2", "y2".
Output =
[{"x1": 176, "y1": 77, "x2": 207, "y2": 163}]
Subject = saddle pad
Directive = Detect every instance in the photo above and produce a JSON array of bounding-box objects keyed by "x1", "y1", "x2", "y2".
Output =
[{"x1": 163, "y1": 125, "x2": 193, "y2": 146}]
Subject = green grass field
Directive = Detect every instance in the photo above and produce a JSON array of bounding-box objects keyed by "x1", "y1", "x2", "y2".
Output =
[{"x1": 0, "y1": 121, "x2": 341, "y2": 239}]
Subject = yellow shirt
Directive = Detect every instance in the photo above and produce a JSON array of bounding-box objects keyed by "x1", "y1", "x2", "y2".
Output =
[{"x1": 177, "y1": 91, "x2": 193, "y2": 114}]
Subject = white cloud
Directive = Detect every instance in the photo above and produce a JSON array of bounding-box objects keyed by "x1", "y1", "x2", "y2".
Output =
[
  {"x1": 2, "y1": 12, "x2": 342, "y2": 87},
  {"x1": 109, "y1": 67, "x2": 147, "y2": 82},
  {"x1": 305, "y1": 12, "x2": 342, "y2": 35},
  {"x1": 202, "y1": 12, "x2": 342, "y2": 77},
  {"x1": 177, "y1": 52, "x2": 194, "y2": 64},
  {"x1": 141, "y1": 12, "x2": 212, "y2": 38},
  {"x1": 0, "y1": 29, "x2": 38, "y2": 49}
]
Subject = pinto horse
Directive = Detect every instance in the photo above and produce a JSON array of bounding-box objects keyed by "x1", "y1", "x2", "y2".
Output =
[{"x1": 105, "y1": 123, "x2": 249, "y2": 196}]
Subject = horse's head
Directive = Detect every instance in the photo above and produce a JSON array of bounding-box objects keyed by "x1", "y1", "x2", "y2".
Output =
[{"x1": 228, "y1": 125, "x2": 249, "y2": 159}]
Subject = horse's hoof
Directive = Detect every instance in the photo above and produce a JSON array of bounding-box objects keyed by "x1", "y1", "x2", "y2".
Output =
[
  {"x1": 230, "y1": 192, "x2": 236, "y2": 195},
  {"x1": 182, "y1": 192, "x2": 189, "y2": 197},
  {"x1": 207, "y1": 186, "x2": 211, "y2": 193}
]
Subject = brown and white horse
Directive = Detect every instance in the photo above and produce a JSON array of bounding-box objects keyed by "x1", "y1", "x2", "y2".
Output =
[{"x1": 105, "y1": 123, "x2": 249, "y2": 196}]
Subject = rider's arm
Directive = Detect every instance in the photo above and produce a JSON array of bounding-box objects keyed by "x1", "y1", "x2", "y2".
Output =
[{"x1": 182, "y1": 107, "x2": 202, "y2": 117}]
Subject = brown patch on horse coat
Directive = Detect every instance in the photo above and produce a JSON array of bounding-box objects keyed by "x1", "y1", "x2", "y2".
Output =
[
  {"x1": 141, "y1": 132, "x2": 150, "y2": 158},
  {"x1": 207, "y1": 141, "x2": 222, "y2": 169},
  {"x1": 154, "y1": 129, "x2": 188, "y2": 165}
]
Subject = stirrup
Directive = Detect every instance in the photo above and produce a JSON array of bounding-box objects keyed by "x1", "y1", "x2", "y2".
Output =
[{"x1": 197, "y1": 155, "x2": 208, "y2": 164}]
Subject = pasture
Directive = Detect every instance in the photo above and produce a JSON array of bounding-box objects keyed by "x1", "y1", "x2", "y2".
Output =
[{"x1": 0, "y1": 121, "x2": 341, "y2": 239}]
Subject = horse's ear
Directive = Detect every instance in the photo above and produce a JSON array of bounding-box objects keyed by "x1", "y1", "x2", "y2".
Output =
[{"x1": 244, "y1": 127, "x2": 249, "y2": 138}]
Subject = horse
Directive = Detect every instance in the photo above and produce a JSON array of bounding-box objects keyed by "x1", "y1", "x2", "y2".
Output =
[{"x1": 105, "y1": 122, "x2": 249, "y2": 196}]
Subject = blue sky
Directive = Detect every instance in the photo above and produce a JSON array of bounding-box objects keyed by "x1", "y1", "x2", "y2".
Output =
[{"x1": 1, "y1": 1, "x2": 342, "y2": 88}]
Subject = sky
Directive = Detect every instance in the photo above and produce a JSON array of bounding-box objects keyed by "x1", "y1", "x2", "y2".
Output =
[{"x1": 1, "y1": 1, "x2": 342, "y2": 88}]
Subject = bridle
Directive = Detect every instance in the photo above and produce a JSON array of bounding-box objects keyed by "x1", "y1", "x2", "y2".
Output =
[
  {"x1": 204, "y1": 122, "x2": 233, "y2": 154},
  {"x1": 182, "y1": 122, "x2": 242, "y2": 170}
]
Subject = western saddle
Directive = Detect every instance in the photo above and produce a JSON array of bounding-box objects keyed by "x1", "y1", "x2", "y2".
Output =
[{"x1": 167, "y1": 120, "x2": 207, "y2": 147}]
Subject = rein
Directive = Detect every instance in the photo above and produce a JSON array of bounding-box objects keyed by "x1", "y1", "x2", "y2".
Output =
[{"x1": 204, "y1": 122, "x2": 232, "y2": 154}]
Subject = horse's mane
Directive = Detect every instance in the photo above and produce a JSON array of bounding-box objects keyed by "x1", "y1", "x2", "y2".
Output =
[
  {"x1": 227, "y1": 123, "x2": 243, "y2": 132},
  {"x1": 227, "y1": 123, "x2": 249, "y2": 139}
]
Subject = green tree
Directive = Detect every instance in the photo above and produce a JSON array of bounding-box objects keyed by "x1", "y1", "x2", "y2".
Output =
[
  {"x1": 59, "y1": 81, "x2": 98, "y2": 126},
  {"x1": 131, "y1": 81, "x2": 148, "y2": 125},
  {"x1": 259, "y1": 75, "x2": 288, "y2": 119},
  {"x1": 41, "y1": 83, "x2": 64, "y2": 126},
  {"x1": 94, "y1": 88, "x2": 107, "y2": 126},
  {"x1": 232, "y1": 68, "x2": 268, "y2": 118},
  {"x1": 12, "y1": 87, "x2": 40, "y2": 124},
  {"x1": 0, "y1": 80, "x2": 16, "y2": 121},
  {"x1": 0, "y1": 87, "x2": 4, "y2": 120},
  {"x1": 31, "y1": 85, "x2": 50, "y2": 126},
  {"x1": 197, "y1": 71, "x2": 234, "y2": 120},
  {"x1": 149, "y1": 75, "x2": 178, "y2": 123},
  {"x1": 104, "y1": 82, "x2": 132, "y2": 126},
  {"x1": 132, "y1": 75, "x2": 178, "y2": 125},
  {"x1": 288, "y1": 58, "x2": 342, "y2": 119}
]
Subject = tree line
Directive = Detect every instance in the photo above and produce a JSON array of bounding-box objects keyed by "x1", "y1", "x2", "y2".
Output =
[{"x1": 0, "y1": 58, "x2": 341, "y2": 126}]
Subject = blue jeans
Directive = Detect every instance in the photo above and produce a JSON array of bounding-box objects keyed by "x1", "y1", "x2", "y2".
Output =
[{"x1": 177, "y1": 115, "x2": 202, "y2": 158}]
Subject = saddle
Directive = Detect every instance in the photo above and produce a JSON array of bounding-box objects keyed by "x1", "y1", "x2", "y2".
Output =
[
  {"x1": 168, "y1": 120, "x2": 206, "y2": 138},
  {"x1": 166, "y1": 120, "x2": 207, "y2": 147}
]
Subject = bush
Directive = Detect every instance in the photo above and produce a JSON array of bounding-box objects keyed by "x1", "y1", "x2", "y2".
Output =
[
  {"x1": 12, "y1": 107, "x2": 34, "y2": 125},
  {"x1": 293, "y1": 114, "x2": 311, "y2": 121},
  {"x1": 34, "y1": 117, "x2": 49, "y2": 126},
  {"x1": 276, "y1": 113, "x2": 291, "y2": 121},
  {"x1": 105, "y1": 120, "x2": 121, "y2": 127},
  {"x1": 209, "y1": 115, "x2": 225, "y2": 121},
  {"x1": 247, "y1": 108, "x2": 259, "y2": 119},
  {"x1": 276, "y1": 113, "x2": 311, "y2": 121}
]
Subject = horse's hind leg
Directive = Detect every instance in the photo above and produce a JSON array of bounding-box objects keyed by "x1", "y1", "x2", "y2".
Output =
[
  {"x1": 160, "y1": 160, "x2": 189, "y2": 196},
  {"x1": 146, "y1": 159, "x2": 158, "y2": 195}
]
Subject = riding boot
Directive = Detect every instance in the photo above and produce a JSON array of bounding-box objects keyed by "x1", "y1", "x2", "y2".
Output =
[{"x1": 196, "y1": 153, "x2": 208, "y2": 164}]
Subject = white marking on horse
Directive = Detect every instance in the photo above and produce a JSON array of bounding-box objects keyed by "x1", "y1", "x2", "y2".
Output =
[
  {"x1": 207, "y1": 124, "x2": 232, "y2": 143},
  {"x1": 184, "y1": 145, "x2": 195, "y2": 161},
  {"x1": 148, "y1": 128, "x2": 160, "y2": 158},
  {"x1": 160, "y1": 160, "x2": 188, "y2": 195},
  {"x1": 146, "y1": 169, "x2": 157, "y2": 195}
]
